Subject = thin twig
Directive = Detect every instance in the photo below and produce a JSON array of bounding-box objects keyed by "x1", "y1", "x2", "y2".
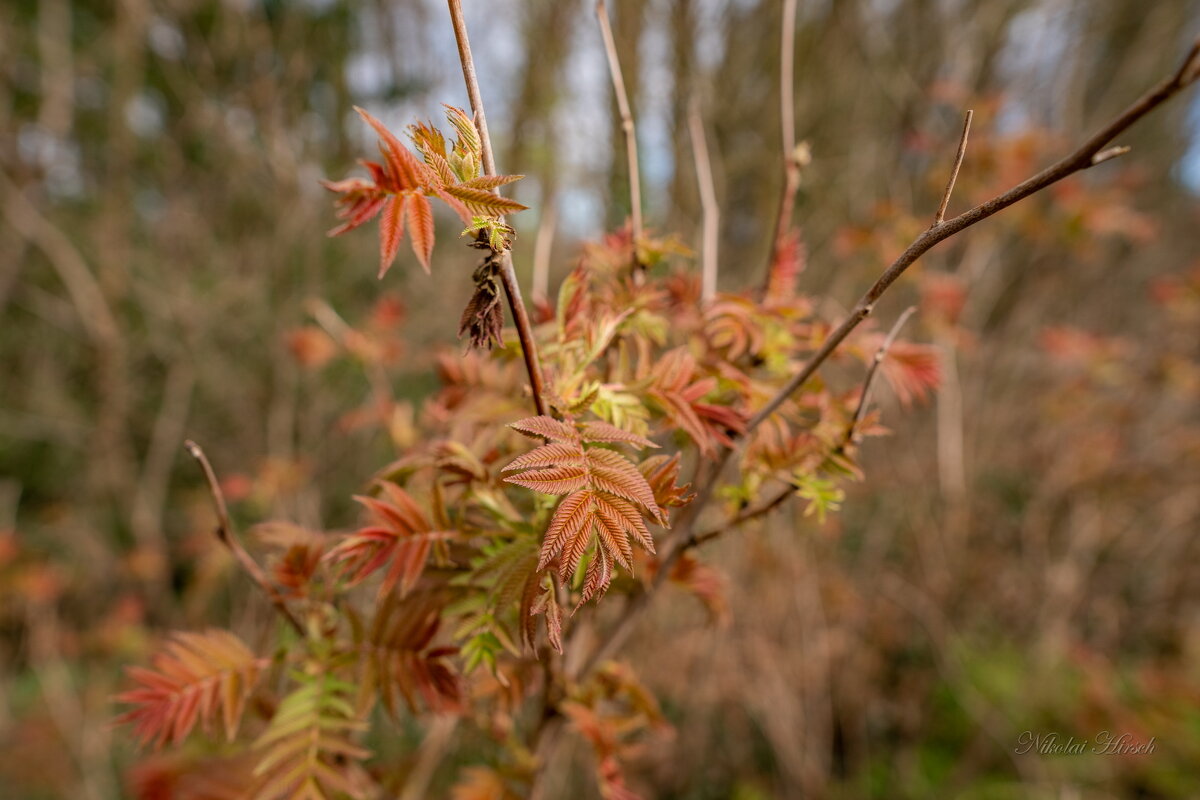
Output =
[
  {"x1": 844, "y1": 305, "x2": 917, "y2": 445},
  {"x1": 183, "y1": 440, "x2": 304, "y2": 635},
  {"x1": 688, "y1": 97, "x2": 719, "y2": 302},
  {"x1": 689, "y1": 486, "x2": 795, "y2": 549},
  {"x1": 596, "y1": 0, "x2": 643, "y2": 250},
  {"x1": 1091, "y1": 145, "x2": 1130, "y2": 165},
  {"x1": 446, "y1": 0, "x2": 549, "y2": 417},
  {"x1": 933, "y1": 110, "x2": 973, "y2": 226}
]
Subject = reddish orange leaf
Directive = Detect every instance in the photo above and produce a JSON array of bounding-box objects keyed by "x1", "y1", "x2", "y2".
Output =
[
  {"x1": 443, "y1": 184, "x2": 528, "y2": 216},
  {"x1": 378, "y1": 195, "x2": 406, "y2": 279},
  {"x1": 406, "y1": 193, "x2": 435, "y2": 274}
]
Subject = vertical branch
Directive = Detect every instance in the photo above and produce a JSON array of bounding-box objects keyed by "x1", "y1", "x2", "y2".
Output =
[
  {"x1": 446, "y1": 0, "x2": 549, "y2": 417},
  {"x1": 761, "y1": 0, "x2": 807, "y2": 296},
  {"x1": 446, "y1": 0, "x2": 497, "y2": 178},
  {"x1": 689, "y1": 98, "x2": 720, "y2": 303},
  {"x1": 779, "y1": 0, "x2": 797, "y2": 159},
  {"x1": 596, "y1": 0, "x2": 643, "y2": 248},
  {"x1": 933, "y1": 110, "x2": 973, "y2": 226},
  {"x1": 183, "y1": 440, "x2": 304, "y2": 635}
]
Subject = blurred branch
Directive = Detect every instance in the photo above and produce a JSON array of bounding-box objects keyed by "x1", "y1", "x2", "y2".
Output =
[
  {"x1": 688, "y1": 484, "x2": 795, "y2": 549},
  {"x1": 130, "y1": 364, "x2": 195, "y2": 594},
  {"x1": 597, "y1": 0, "x2": 643, "y2": 251},
  {"x1": 689, "y1": 98, "x2": 719, "y2": 303},
  {"x1": 760, "y1": 0, "x2": 808, "y2": 298},
  {"x1": 446, "y1": 0, "x2": 548, "y2": 418},
  {"x1": 0, "y1": 173, "x2": 120, "y2": 382},
  {"x1": 1, "y1": 171, "x2": 132, "y2": 496},
  {"x1": 844, "y1": 305, "x2": 917, "y2": 447},
  {"x1": 398, "y1": 715, "x2": 459, "y2": 800},
  {"x1": 532, "y1": 201, "x2": 557, "y2": 303},
  {"x1": 183, "y1": 440, "x2": 304, "y2": 635},
  {"x1": 933, "y1": 110, "x2": 973, "y2": 226}
]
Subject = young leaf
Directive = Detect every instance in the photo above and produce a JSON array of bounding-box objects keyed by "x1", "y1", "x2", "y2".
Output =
[
  {"x1": 116, "y1": 630, "x2": 267, "y2": 749},
  {"x1": 443, "y1": 185, "x2": 529, "y2": 216},
  {"x1": 460, "y1": 174, "x2": 525, "y2": 191},
  {"x1": 647, "y1": 348, "x2": 746, "y2": 456},
  {"x1": 406, "y1": 193, "x2": 435, "y2": 274},
  {"x1": 378, "y1": 195, "x2": 407, "y2": 279},
  {"x1": 504, "y1": 417, "x2": 665, "y2": 605},
  {"x1": 324, "y1": 482, "x2": 455, "y2": 598},
  {"x1": 253, "y1": 672, "x2": 371, "y2": 800},
  {"x1": 354, "y1": 592, "x2": 463, "y2": 718}
]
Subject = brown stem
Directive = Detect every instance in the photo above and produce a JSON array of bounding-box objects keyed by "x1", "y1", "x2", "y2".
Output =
[
  {"x1": 689, "y1": 486, "x2": 795, "y2": 549},
  {"x1": 760, "y1": 0, "x2": 805, "y2": 297},
  {"x1": 596, "y1": 0, "x2": 643, "y2": 250},
  {"x1": 779, "y1": 0, "x2": 797, "y2": 160},
  {"x1": 183, "y1": 440, "x2": 304, "y2": 635},
  {"x1": 446, "y1": 0, "x2": 548, "y2": 418},
  {"x1": 934, "y1": 110, "x2": 973, "y2": 226},
  {"x1": 843, "y1": 304, "x2": 917, "y2": 446}
]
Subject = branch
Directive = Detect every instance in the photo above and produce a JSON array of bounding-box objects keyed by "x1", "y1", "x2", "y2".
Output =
[
  {"x1": 688, "y1": 485, "x2": 795, "y2": 549},
  {"x1": 760, "y1": 0, "x2": 808, "y2": 297},
  {"x1": 780, "y1": 0, "x2": 797, "y2": 160},
  {"x1": 183, "y1": 440, "x2": 303, "y2": 635},
  {"x1": 688, "y1": 97, "x2": 719, "y2": 303},
  {"x1": 746, "y1": 39, "x2": 1200, "y2": 436},
  {"x1": 446, "y1": 0, "x2": 549, "y2": 418},
  {"x1": 933, "y1": 110, "x2": 973, "y2": 226},
  {"x1": 844, "y1": 305, "x2": 917, "y2": 446},
  {"x1": 596, "y1": 0, "x2": 643, "y2": 251},
  {"x1": 532, "y1": 201, "x2": 557, "y2": 303},
  {"x1": 574, "y1": 32, "x2": 1200, "y2": 696}
]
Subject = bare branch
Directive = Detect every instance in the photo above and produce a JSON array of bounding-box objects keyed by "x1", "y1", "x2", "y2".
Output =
[
  {"x1": 688, "y1": 97, "x2": 719, "y2": 302},
  {"x1": 688, "y1": 485, "x2": 795, "y2": 550},
  {"x1": 1091, "y1": 145, "x2": 1130, "y2": 165},
  {"x1": 596, "y1": 0, "x2": 643, "y2": 249},
  {"x1": 183, "y1": 440, "x2": 303, "y2": 635},
  {"x1": 761, "y1": 0, "x2": 807, "y2": 297},
  {"x1": 446, "y1": 0, "x2": 548, "y2": 417},
  {"x1": 933, "y1": 110, "x2": 973, "y2": 226},
  {"x1": 780, "y1": 0, "x2": 797, "y2": 159},
  {"x1": 846, "y1": 305, "x2": 918, "y2": 444}
]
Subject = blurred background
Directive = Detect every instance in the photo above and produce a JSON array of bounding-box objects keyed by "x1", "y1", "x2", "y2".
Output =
[{"x1": 2, "y1": 0, "x2": 1200, "y2": 797}]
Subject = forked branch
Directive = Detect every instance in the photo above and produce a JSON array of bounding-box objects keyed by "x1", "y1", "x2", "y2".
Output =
[{"x1": 183, "y1": 440, "x2": 303, "y2": 635}]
